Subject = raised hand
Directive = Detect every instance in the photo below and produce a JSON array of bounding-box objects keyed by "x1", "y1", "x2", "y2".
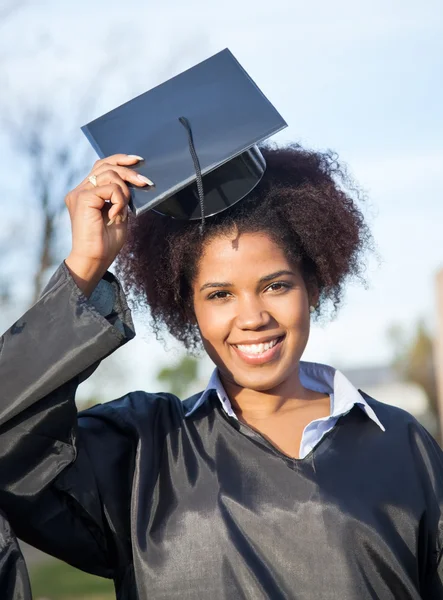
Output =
[{"x1": 64, "y1": 154, "x2": 153, "y2": 296}]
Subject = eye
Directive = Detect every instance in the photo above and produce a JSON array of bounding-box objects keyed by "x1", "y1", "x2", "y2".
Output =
[
  {"x1": 266, "y1": 281, "x2": 291, "y2": 293},
  {"x1": 207, "y1": 290, "x2": 231, "y2": 300}
]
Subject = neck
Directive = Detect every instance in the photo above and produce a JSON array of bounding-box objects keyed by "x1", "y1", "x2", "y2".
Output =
[{"x1": 220, "y1": 365, "x2": 317, "y2": 421}]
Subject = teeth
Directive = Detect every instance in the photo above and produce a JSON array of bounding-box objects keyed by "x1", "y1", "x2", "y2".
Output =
[{"x1": 236, "y1": 338, "x2": 280, "y2": 355}]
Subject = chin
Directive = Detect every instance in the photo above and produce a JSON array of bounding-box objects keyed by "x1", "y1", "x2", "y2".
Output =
[{"x1": 229, "y1": 367, "x2": 289, "y2": 393}]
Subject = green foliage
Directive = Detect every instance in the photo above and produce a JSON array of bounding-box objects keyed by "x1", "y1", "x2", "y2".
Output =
[
  {"x1": 30, "y1": 559, "x2": 114, "y2": 600},
  {"x1": 388, "y1": 319, "x2": 438, "y2": 416},
  {"x1": 157, "y1": 355, "x2": 199, "y2": 397},
  {"x1": 77, "y1": 396, "x2": 103, "y2": 410}
]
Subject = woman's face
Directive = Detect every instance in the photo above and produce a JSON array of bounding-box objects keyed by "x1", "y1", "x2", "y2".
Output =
[{"x1": 192, "y1": 231, "x2": 313, "y2": 392}]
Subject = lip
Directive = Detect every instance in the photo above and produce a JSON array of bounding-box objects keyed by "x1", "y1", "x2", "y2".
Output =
[
  {"x1": 230, "y1": 335, "x2": 285, "y2": 366},
  {"x1": 230, "y1": 334, "x2": 285, "y2": 346}
]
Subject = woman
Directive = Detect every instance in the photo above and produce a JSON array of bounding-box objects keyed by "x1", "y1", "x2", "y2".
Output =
[{"x1": 1, "y1": 147, "x2": 442, "y2": 600}]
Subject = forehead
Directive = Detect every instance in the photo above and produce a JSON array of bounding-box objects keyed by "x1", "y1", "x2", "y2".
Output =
[{"x1": 196, "y1": 232, "x2": 293, "y2": 280}]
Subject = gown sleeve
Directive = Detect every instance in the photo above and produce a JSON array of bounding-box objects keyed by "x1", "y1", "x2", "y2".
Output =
[
  {"x1": 410, "y1": 422, "x2": 443, "y2": 599},
  {"x1": 0, "y1": 262, "x2": 137, "y2": 579},
  {"x1": 0, "y1": 510, "x2": 32, "y2": 600},
  {"x1": 427, "y1": 553, "x2": 443, "y2": 599}
]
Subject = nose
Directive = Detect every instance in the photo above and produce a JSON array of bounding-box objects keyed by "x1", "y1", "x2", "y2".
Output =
[{"x1": 234, "y1": 295, "x2": 272, "y2": 330}]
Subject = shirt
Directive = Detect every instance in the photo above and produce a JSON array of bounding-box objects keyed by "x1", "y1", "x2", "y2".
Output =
[{"x1": 186, "y1": 363, "x2": 385, "y2": 458}]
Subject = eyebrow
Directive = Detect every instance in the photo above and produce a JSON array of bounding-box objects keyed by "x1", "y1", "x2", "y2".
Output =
[
  {"x1": 199, "y1": 270, "x2": 295, "y2": 292},
  {"x1": 259, "y1": 270, "x2": 295, "y2": 283}
]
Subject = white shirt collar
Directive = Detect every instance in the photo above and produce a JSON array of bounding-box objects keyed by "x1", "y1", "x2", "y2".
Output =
[{"x1": 185, "y1": 361, "x2": 385, "y2": 432}]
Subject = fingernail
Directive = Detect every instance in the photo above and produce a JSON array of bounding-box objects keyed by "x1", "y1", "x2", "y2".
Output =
[
  {"x1": 137, "y1": 174, "x2": 154, "y2": 186},
  {"x1": 128, "y1": 155, "x2": 144, "y2": 161},
  {"x1": 121, "y1": 208, "x2": 128, "y2": 222},
  {"x1": 107, "y1": 217, "x2": 116, "y2": 227},
  {"x1": 115, "y1": 215, "x2": 123, "y2": 225}
]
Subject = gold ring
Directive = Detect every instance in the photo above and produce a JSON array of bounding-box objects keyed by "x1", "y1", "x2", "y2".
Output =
[{"x1": 88, "y1": 174, "x2": 98, "y2": 187}]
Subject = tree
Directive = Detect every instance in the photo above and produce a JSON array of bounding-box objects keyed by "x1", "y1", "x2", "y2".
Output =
[
  {"x1": 157, "y1": 356, "x2": 199, "y2": 398},
  {"x1": 388, "y1": 320, "x2": 439, "y2": 434},
  {"x1": 7, "y1": 110, "x2": 93, "y2": 303},
  {"x1": 1, "y1": 55, "x2": 122, "y2": 304},
  {"x1": 1, "y1": 32, "x2": 210, "y2": 307}
]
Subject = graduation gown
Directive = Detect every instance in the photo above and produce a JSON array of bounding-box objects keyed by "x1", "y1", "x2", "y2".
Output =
[
  {"x1": 1, "y1": 263, "x2": 443, "y2": 600},
  {"x1": 0, "y1": 511, "x2": 31, "y2": 600}
]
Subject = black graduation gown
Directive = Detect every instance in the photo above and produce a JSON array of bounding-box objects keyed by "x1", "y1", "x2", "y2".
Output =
[
  {"x1": 0, "y1": 511, "x2": 31, "y2": 600},
  {"x1": 1, "y1": 262, "x2": 443, "y2": 600}
]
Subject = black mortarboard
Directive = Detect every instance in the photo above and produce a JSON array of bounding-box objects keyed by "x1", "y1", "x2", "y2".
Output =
[{"x1": 81, "y1": 49, "x2": 287, "y2": 221}]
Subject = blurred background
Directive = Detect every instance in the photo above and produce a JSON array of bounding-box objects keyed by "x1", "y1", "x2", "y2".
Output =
[{"x1": 1, "y1": 0, "x2": 442, "y2": 598}]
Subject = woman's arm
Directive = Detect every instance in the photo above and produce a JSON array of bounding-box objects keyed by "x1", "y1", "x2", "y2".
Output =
[
  {"x1": 0, "y1": 154, "x2": 153, "y2": 577},
  {"x1": 0, "y1": 509, "x2": 32, "y2": 600},
  {"x1": 0, "y1": 260, "x2": 135, "y2": 576},
  {"x1": 408, "y1": 424, "x2": 443, "y2": 599}
]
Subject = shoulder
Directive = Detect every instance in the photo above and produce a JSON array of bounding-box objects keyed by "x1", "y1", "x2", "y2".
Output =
[
  {"x1": 361, "y1": 390, "x2": 424, "y2": 429},
  {"x1": 78, "y1": 391, "x2": 186, "y2": 436},
  {"x1": 360, "y1": 390, "x2": 443, "y2": 469}
]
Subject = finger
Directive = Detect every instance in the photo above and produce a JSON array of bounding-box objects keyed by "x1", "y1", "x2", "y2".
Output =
[
  {"x1": 108, "y1": 204, "x2": 129, "y2": 225},
  {"x1": 100, "y1": 183, "x2": 129, "y2": 222},
  {"x1": 70, "y1": 189, "x2": 108, "y2": 211},
  {"x1": 99, "y1": 199, "x2": 129, "y2": 225},
  {"x1": 89, "y1": 170, "x2": 132, "y2": 202},
  {"x1": 109, "y1": 213, "x2": 126, "y2": 226},
  {"x1": 93, "y1": 165, "x2": 154, "y2": 189},
  {"x1": 92, "y1": 153, "x2": 144, "y2": 171},
  {"x1": 77, "y1": 184, "x2": 128, "y2": 219}
]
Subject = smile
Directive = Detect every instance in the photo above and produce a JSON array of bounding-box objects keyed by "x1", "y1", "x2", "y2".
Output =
[{"x1": 231, "y1": 336, "x2": 285, "y2": 365}]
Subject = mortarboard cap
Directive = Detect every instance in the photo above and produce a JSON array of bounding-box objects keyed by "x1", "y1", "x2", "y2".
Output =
[{"x1": 81, "y1": 49, "x2": 287, "y2": 221}]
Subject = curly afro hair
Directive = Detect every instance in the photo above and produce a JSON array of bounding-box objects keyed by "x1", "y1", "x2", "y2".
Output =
[{"x1": 116, "y1": 144, "x2": 372, "y2": 351}]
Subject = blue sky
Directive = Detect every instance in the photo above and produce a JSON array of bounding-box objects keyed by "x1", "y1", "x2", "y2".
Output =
[{"x1": 1, "y1": 0, "x2": 442, "y2": 399}]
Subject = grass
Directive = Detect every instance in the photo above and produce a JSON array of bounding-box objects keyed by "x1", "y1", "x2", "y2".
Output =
[{"x1": 30, "y1": 559, "x2": 115, "y2": 600}]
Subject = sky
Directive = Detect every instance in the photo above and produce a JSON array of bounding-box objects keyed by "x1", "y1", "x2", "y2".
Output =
[{"x1": 1, "y1": 0, "x2": 442, "y2": 400}]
